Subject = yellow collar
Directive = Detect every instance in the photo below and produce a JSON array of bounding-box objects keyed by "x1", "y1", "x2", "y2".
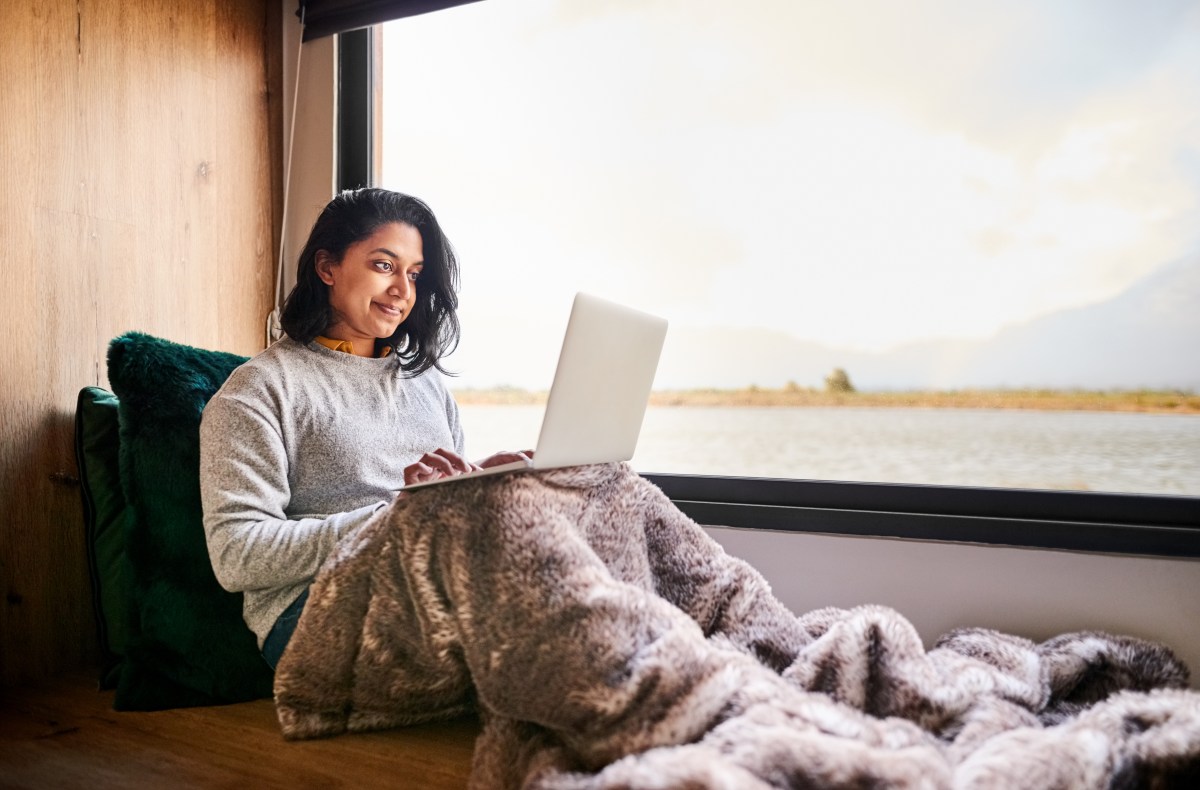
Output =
[{"x1": 314, "y1": 336, "x2": 392, "y2": 358}]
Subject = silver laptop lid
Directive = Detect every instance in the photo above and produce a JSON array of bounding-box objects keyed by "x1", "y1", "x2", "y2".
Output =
[{"x1": 531, "y1": 293, "x2": 668, "y2": 469}]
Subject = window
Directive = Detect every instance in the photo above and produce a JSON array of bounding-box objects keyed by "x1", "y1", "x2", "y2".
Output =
[{"x1": 375, "y1": 1, "x2": 1200, "y2": 500}]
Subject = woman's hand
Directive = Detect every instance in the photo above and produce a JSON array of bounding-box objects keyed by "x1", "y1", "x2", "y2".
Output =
[
  {"x1": 476, "y1": 449, "x2": 535, "y2": 469},
  {"x1": 401, "y1": 448, "x2": 535, "y2": 488},
  {"x1": 403, "y1": 448, "x2": 478, "y2": 487}
]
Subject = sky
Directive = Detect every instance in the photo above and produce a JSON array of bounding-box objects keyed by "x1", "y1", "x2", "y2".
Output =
[{"x1": 380, "y1": 0, "x2": 1200, "y2": 389}]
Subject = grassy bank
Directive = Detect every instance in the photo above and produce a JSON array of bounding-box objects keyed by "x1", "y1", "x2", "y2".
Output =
[{"x1": 452, "y1": 386, "x2": 1200, "y2": 413}]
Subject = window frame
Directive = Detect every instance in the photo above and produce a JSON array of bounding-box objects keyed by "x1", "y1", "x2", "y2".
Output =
[
  {"x1": 643, "y1": 474, "x2": 1200, "y2": 559},
  {"x1": 350, "y1": 25, "x2": 1200, "y2": 559}
]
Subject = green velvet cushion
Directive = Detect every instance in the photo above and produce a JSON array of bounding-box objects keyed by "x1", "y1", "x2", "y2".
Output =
[
  {"x1": 106, "y1": 331, "x2": 273, "y2": 710},
  {"x1": 75, "y1": 386, "x2": 135, "y2": 689}
]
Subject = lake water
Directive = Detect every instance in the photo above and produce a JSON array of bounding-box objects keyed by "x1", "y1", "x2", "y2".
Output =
[{"x1": 459, "y1": 405, "x2": 1200, "y2": 496}]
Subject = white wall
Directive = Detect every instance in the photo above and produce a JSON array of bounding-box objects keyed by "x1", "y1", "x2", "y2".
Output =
[{"x1": 706, "y1": 526, "x2": 1200, "y2": 689}]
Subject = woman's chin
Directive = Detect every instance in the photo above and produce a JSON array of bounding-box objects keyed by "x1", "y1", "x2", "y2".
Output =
[
  {"x1": 370, "y1": 303, "x2": 406, "y2": 328},
  {"x1": 375, "y1": 319, "x2": 403, "y2": 338}
]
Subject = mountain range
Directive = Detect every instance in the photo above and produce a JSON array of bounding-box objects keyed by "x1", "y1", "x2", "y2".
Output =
[{"x1": 654, "y1": 256, "x2": 1200, "y2": 392}]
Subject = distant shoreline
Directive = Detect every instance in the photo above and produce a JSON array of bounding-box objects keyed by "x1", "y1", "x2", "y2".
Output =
[{"x1": 451, "y1": 387, "x2": 1200, "y2": 414}]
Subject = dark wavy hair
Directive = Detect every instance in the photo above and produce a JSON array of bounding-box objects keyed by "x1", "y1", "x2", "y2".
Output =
[{"x1": 281, "y1": 188, "x2": 460, "y2": 376}]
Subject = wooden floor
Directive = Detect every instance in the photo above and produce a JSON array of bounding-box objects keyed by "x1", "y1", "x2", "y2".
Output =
[{"x1": 0, "y1": 673, "x2": 478, "y2": 789}]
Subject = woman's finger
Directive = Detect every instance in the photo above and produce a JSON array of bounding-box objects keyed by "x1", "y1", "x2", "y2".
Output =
[
  {"x1": 429, "y1": 447, "x2": 473, "y2": 475},
  {"x1": 403, "y1": 460, "x2": 434, "y2": 486},
  {"x1": 420, "y1": 451, "x2": 457, "y2": 476}
]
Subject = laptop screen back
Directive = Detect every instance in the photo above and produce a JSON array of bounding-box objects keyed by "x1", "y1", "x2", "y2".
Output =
[{"x1": 531, "y1": 293, "x2": 668, "y2": 469}]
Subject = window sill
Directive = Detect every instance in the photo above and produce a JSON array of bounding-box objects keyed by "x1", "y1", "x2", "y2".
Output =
[{"x1": 642, "y1": 473, "x2": 1200, "y2": 559}]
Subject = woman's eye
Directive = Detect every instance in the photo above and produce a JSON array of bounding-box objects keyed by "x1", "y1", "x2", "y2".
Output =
[
  {"x1": 408, "y1": 270, "x2": 422, "y2": 282},
  {"x1": 374, "y1": 260, "x2": 393, "y2": 273}
]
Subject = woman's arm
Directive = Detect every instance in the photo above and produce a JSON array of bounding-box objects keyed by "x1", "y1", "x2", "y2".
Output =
[{"x1": 199, "y1": 392, "x2": 384, "y2": 593}]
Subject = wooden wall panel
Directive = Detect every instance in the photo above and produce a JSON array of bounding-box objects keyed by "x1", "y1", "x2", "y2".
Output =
[{"x1": 0, "y1": 0, "x2": 281, "y2": 687}]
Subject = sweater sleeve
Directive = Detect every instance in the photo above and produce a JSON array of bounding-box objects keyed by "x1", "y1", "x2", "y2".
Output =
[{"x1": 199, "y1": 389, "x2": 385, "y2": 593}]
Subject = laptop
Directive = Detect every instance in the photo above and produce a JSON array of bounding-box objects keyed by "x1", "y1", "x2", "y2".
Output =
[{"x1": 403, "y1": 292, "x2": 668, "y2": 490}]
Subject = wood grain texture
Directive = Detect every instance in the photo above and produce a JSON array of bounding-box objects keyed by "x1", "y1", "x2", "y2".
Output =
[
  {"x1": 0, "y1": 674, "x2": 477, "y2": 789},
  {"x1": 0, "y1": 0, "x2": 280, "y2": 687}
]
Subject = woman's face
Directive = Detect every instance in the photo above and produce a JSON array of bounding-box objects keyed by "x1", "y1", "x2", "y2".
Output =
[{"x1": 316, "y1": 221, "x2": 424, "y2": 355}]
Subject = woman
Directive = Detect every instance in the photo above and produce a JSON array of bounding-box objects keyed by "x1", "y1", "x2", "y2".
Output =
[{"x1": 199, "y1": 188, "x2": 526, "y2": 668}]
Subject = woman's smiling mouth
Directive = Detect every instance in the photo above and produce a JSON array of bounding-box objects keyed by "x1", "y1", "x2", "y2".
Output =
[{"x1": 374, "y1": 302, "x2": 402, "y2": 317}]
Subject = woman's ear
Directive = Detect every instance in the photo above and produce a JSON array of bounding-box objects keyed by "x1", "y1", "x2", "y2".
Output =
[{"x1": 315, "y1": 251, "x2": 337, "y2": 286}]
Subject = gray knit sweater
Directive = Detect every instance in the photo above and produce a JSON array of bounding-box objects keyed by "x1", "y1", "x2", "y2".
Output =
[{"x1": 199, "y1": 337, "x2": 465, "y2": 647}]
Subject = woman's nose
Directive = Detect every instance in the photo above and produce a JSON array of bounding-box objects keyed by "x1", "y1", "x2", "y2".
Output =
[{"x1": 389, "y1": 277, "x2": 411, "y2": 299}]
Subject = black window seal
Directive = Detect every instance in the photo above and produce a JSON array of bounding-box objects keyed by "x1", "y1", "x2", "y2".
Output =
[{"x1": 337, "y1": 27, "x2": 373, "y2": 191}]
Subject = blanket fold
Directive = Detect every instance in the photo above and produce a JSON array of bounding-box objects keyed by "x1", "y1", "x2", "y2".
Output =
[{"x1": 274, "y1": 463, "x2": 1200, "y2": 788}]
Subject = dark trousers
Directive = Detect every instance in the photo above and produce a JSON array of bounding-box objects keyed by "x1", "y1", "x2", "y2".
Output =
[{"x1": 261, "y1": 588, "x2": 309, "y2": 669}]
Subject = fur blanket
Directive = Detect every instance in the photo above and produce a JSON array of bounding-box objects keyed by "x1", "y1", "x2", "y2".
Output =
[{"x1": 273, "y1": 464, "x2": 1200, "y2": 788}]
